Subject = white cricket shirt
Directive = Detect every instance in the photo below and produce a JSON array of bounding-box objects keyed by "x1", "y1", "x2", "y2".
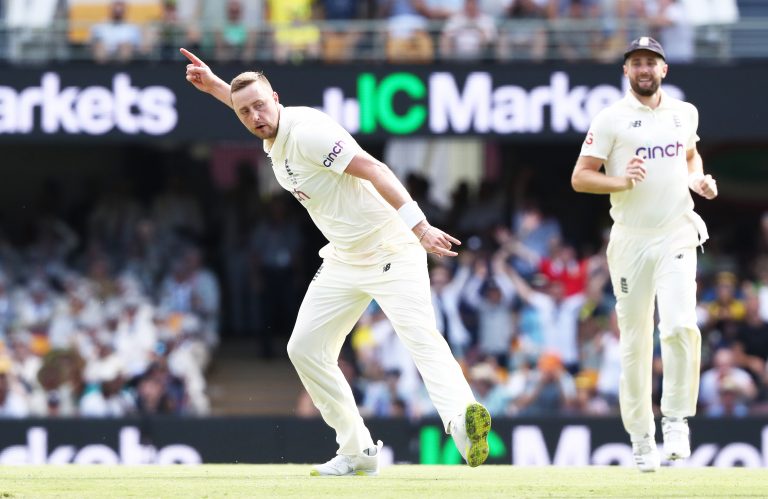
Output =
[
  {"x1": 265, "y1": 106, "x2": 414, "y2": 264},
  {"x1": 580, "y1": 90, "x2": 700, "y2": 229}
]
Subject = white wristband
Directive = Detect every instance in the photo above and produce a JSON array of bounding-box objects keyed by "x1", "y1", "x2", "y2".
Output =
[
  {"x1": 688, "y1": 172, "x2": 705, "y2": 191},
  {"x1": 397, "y1": 201, "x2": 426, "y2": 229}
]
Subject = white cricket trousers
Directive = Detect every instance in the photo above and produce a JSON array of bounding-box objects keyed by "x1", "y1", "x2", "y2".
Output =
[
  {"x1": 286, "y1": 243, "x2": 476, "y2": 455},
  {"x1": 606, "y1": 217, "x2": 703, "y2": 439}
]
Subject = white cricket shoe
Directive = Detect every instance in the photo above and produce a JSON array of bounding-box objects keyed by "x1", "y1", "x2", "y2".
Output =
[
  {"x1": 310, "y1": 441, "x2": 383, "y2": 477},
  {"x1": 662, "y1": 417, "x2": 691, "y2": 461},
  {"x1": 450, "y1": 403, "x2": 491, "y2": 467},
  {"x1": 632, "y1": 434, "x2": 660, "y2": 472}
]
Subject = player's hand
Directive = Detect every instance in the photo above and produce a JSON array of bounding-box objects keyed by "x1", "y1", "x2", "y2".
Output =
[
  {"x1": 623, "y1": 155, "x2": 647, "y2": 190},
  {"x1": 180, "y1": 48, "x2": 216, "y2": 94},
  {"x1": 415, "y1": 223, "x2": 461, "y2": 257},
  {"x1": 691, "y1": 173, "x2": 718, "y2": 200}
]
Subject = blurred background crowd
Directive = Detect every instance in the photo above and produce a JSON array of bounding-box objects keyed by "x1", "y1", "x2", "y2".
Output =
[
  {"x1": 0, "y1": 172, "x2": 219, "y2": 418},
  {"x1": 0, "y1": 0, "x2": 759, "y2": 65},
  {"x1": 0, "y1": 0, "x2": 766, "y2": 422}
]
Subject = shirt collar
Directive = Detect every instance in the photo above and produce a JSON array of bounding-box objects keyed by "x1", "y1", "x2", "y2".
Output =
[
  {"x1": 624, "y1": 89, "x2": 668, "y2": 110},
  {"x1": 264, "y1": 104, "x2": 287, "y2": 155}
]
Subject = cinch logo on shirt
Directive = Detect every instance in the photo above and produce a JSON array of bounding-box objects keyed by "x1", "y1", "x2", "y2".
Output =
[
  {"x1": 635, "y1": 141, "x2": 684, "y2": 159},
  {"x1": 322, "y1": 140, "x2": 346, "y2": 167}
]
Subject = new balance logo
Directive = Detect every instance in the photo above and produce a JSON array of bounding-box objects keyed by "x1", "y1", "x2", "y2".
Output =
[
  {"x1": 291, "y1": 188, "x2": 310, "y2": 202},
  {"x1": 383, "y1": 263, "x2": 391, "y2": 273},
  {"x1": 630, "y1": 120, "x2": 642, "y2": 128},
  {"x1": 620, "y1": 277, "x2": 629, "y2": 294}
]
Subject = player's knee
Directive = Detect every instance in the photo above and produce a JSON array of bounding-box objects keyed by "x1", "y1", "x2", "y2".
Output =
[{"x1": 659, "y1": 323, "x2": 699, "y2": 340}]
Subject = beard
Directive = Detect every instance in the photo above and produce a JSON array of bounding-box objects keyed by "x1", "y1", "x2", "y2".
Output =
[
  {"x1": 630, "y1": 77, "x2": 660, "y2": 96},
  {"x1": 249, "y1": 124, "x2": 277, "y2": 140}
]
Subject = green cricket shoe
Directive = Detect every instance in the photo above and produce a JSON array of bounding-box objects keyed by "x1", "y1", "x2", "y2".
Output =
[{"x1": 451, "y1": 403, "x2": 492, "y2": 467}]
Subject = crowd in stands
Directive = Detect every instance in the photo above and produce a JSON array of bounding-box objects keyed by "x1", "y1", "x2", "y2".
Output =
[
  {"x1": 293, "y1": 174, "x2": 768, "y2": 421},
  {"x1": 0, "y1": 174, "x2": 220, "y2": 418},
  {"x1": 0, "y1": 0, "x2": 747, "y2": 64}
]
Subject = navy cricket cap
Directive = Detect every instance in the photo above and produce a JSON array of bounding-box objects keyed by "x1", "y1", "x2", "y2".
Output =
[{"x1": 624, "y1": 36, "x2": 666, "y2": 61}]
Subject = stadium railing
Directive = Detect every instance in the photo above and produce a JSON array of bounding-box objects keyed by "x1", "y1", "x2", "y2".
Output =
[{"x1": 1, "y1": 17, "x2": 768, "y2": 65}]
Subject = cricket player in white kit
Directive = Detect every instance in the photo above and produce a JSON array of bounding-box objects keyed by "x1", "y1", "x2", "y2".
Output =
[
  {"x1": 180, "y1": 48, "x2": 491, "y2": 475},
  {"x1": 571, "y1": 37, "x2": 718, "y2": 472}
]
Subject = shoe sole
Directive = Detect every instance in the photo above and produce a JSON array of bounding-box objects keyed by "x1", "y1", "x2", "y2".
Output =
[
  {"x1": 637, "y1": 465, "x2": 659, "y2": 473},
  {"x1": 465, "y1": 403, "x2": 491, "y2": 467},
  {"x1": 309, "y1": 470, "x2": 378, "y2": 477}
]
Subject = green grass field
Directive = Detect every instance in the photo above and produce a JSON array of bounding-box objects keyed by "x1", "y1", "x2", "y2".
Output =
[{"x1": 1, "y1": 465, "x2": 767, "y2": 498}]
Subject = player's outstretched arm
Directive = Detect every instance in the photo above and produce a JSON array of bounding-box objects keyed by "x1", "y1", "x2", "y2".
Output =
[
  {"x1": 180, "y1": 48, "x2": 233, "y2": 109},
  {"x1": 345, "y1": 152, "x2": 461, "y2": 257}
]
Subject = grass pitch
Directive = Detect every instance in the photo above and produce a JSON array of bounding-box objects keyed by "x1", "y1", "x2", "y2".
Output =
[{"x1": 1, "y1": 465, "x2": 767, "y2": 498}]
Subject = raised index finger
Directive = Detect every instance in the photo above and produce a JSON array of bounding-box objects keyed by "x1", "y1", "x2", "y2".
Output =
[{"x1": 180, "y1": 47, "x2": 203, "y2": 66}]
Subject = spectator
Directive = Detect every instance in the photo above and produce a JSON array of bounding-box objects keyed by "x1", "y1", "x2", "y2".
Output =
[
  {"x1": 90, "y1": 0, "x2": 146, "y2": 64},
  {"x1": 462, "y1": 253, "x2": 516, "y2": 366},
  {"x1": 360, "y1": 303, "x2": 420, "y2": 400},
  {"x1": 512, "y1": 351, "x2": 577, "y2": 415},
  {"x1": 468, "y1": 361, "x2": 508, "y2": 416},
  {"x1": 701, "y1": 271, "x2": 747, "y2": 350},
  {"x1": 4, "y1": 0, "x2": 61, "y2": 63},
  {"x1": 573, "y1": 370, "x2": 611, "y2": 415},
  {"x1": 0, "y1": 358, "x2": 30, "y2": 418},
  {"x1": 425, "y1": 0, "x2": 464, "y2": 19},
  {"x1": 80, "y1": 354, "x2": 134, "y2": 417},
  {"x1": 594, "y1": 310, "x2": 621, "y2": 410},
  {"x1": 479, "y1": 0, "x2": 514, "y2": 18},
  {"x1": 123, "y1": 219, "x2": 164, "y2": 296},
  {"x1": 214, "y1": 0, "x2": 258, "y2": 62},
  {"x1": 514, "y1": 238, "x2": 591, "y2": 298},
  {"x1": 361, "y1": 366, "x2": 407, "y2": 417},
  {"x1": 149, "y1": 0, "x2": 203, "y2": 61},
  {"x1": 134, "y1": 360, "x2": 186, "y2": 415},
  {"x1": 16, "y1": 279, "x2": 56, "y2": 356},
  {"x1": 681, "y1": 0, "x2": 738, "y2": 60},
  {"x1": 266, "y1": 0, "x2": 321, "y2": 63},
  {"x1": 509, "y1": 202, "x2": 562, "y2": 278},
  {"x1": 114, "y1": 293, "x2": 157, "y2": 378},
  {"x1": 318, "y1": 0, "x2": 367, "y2": 62},
  {"x1": 732, "y1": 288, "x2": 768, "y2": 390},
  {"x1": 645, "y1": 0, "x2": 695, "y2": 63},
  {"x1": 48, "y1": 283, "x2": 100, "y2": 350},
  {"x1": 503, "y1": 261, "x2": 585, "y2": 373},
  {"x1": 379, "y1": 0, "x2": 435, "y2": 62},
  {"x1": 549, "y1": 0, "x2": 602, "y2": 62},
  {"x1": 166, "y1": 314, "x2": 211, "y2": 414},
  {"x1": 496, "y1": 0, "x2": 550, "y2": 61},
  {"x1": 430, "y1": 256, "x2": 473, "y2": 359},
  {"x1": 440, "y1": 0, "x2": 498, "y2": 61},
  {"x1": 699, "y1": 347, "x2": 756, "y2": 417}
]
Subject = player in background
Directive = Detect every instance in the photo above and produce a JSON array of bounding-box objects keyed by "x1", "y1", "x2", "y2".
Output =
[
  {"x1": 179, "y1": 48, "x2": 491, "y2": 476},
  {"x1": 571, "y1": 37, "x2": 718, "y2": 472}
]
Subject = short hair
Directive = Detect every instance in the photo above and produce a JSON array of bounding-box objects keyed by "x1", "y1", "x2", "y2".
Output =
[{"x1": 230, "y1": 71, "x2": 273, "y2": 94}]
